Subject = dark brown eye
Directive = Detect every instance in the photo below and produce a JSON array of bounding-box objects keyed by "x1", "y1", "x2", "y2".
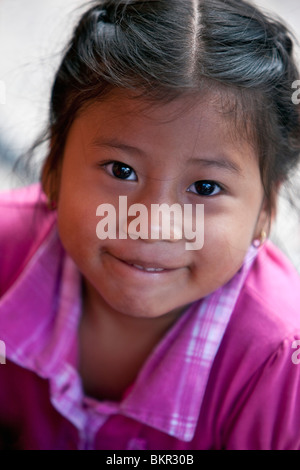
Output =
[
  {"x1": 189, "y1": 180, "x2": 222, "y2": 196},
  {"x1": 112, "y1": 162, "x2": 133, "y2": 179},
  {"x1": 104, "y1": 161, "x2": 137, "y2": 181}
]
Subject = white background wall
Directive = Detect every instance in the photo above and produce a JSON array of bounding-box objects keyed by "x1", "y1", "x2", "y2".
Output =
[
  {"x1": 0, "y1": 0, "x2": 88, "y2": 188},
  {"x1": 0, "y1": 0, "x2": 300, "y2": 268}
]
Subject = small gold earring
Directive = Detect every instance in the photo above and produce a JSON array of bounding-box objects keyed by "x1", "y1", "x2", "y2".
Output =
[{"x1": 253, "y1": 230, "x2": 267, "y2": 248}]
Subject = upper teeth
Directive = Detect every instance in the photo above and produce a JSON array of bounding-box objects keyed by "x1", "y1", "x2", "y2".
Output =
[{"x1": 133, "y1": 264, "x2": 165, "y2": 272}]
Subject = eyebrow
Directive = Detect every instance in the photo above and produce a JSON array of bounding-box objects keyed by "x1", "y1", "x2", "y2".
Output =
[
  {"x1": 189, "y1": 157, "x2": 243, "y2": 175},
  {"x1": 91, "y1": 138, "x2": 146, "y2": 157},
  {"x1": 92, "y1": 138, "x2": 243, "y2": 175}
]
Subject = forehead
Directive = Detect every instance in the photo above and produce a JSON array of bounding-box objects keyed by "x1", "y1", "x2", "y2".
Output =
[{"x1": 78, "y1": 88, "x2": 255, "y2": 151}]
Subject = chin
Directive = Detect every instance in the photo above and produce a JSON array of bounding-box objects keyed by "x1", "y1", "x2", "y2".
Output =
[
  {"x1": 106, "y1": 294, "x2": 174, "y2": 320},
  {"x1": 117, "y1": 300, "x2": 166, "y2": 319}
]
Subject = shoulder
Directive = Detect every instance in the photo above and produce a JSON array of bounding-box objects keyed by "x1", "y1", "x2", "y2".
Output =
[
  {"x1": 0, "y1": 182, "x2": 49, "y2": 220},
  {"x1": 202, "y1": 242, "x2": 300, "y2": 449},
  {"x1": 245, "y1": 240, "x2": 300, "y2": 320},
  {"x1": 218, "y1": 241, "x2": 300, "y2": 379},
  {"x1": 234, "y1": 241, "x2": 300, "y2": 344},
  {"x1": 0, "y1": 184, "x2": 57, "y2": 296}
]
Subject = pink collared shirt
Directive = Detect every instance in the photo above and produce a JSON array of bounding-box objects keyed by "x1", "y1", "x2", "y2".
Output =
[{"x1": 1, "y1": 184, "x2": 300, "y2": 450}]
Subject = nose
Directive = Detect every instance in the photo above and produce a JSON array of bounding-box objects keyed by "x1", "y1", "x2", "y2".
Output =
[
  {"x1": 121, "y1": 202, "x2": 184, "y2": 242},
  {"x1": 119, "y1": 185, "x2": 184, "y2": 243}
]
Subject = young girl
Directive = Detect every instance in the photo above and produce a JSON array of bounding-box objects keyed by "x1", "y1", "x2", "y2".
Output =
[{"x1": 1, "y1": 0, "x2": 300, "y2": 450}]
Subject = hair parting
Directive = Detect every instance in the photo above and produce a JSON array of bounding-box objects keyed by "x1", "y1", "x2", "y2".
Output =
[{"x1": 18, "y1": 0, "x2": 300, "y2": 216}]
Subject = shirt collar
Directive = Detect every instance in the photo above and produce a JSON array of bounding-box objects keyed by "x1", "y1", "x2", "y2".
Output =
[
  {"x1": 0, "y1": 222, "x2": 257, "y2": 442},
  {"x1": 0, "y1": 226, "x2": 81, "y2": 376},
  {"x1": 121, "y1": 247, "x2": 257, "y2": 441}
]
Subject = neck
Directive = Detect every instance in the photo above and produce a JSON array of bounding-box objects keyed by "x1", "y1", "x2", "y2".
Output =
[
  {"x1": 78, "y1": 278, "x2": 188, "y2": 401},
  {"x1": 81, "y1": 277, "x2": 185, "y2": 341}
]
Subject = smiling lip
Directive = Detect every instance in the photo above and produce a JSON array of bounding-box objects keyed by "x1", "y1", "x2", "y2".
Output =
[{"x1": 111, "y1": 255, "x2": 182, "y2": 273}]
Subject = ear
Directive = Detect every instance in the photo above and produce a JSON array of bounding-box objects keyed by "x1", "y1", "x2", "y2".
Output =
[{"x1": 253, "y1": 185, "x2": 280, "y2": 242}]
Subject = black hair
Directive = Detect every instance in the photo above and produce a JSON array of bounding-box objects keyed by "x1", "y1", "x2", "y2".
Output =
[{"x1": 36, "y1": 0, "x2": 300, "y2": 215}]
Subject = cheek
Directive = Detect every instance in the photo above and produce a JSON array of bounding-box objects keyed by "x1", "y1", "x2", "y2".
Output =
[
  {"x1": 204, "y1": 193, "x2": 262, "y2": 246},
  {"x1": 192, "y1": 210, "x2": 256, "y2": 282},
  {"x1": 189, "y1": 241, "x2": 245, "y2": 297},
  {"x1": 204, "y1": 213, "x2": 251, "y2": 249},
  {"x1": 56, "y1": 192, "x2": 99, "y2": 267}
]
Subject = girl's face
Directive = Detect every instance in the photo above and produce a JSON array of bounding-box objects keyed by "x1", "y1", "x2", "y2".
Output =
[{"x1": 56, "y1": 89, "x2": 267, "y2": 320}]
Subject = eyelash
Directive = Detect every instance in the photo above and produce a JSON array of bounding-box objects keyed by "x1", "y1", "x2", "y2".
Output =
[{"x1": 101, "y1": 161, "x2": 224, "y2": 197}]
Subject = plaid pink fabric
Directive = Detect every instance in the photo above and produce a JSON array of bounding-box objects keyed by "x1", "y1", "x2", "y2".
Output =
[{"x1": 0, "y1": 216, "x2": 258, "y2": 447}]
